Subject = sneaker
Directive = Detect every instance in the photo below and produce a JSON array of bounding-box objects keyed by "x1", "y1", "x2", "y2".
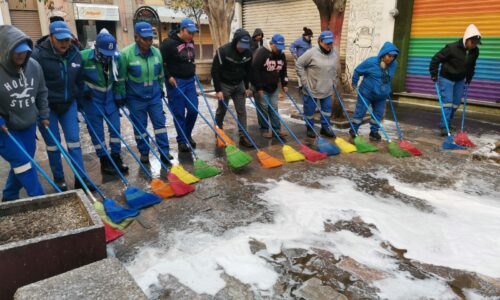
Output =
[
  {"x1": 320, "y1": 127, "x2": 336, "y2": 138},
  {"x1": 188, "y1": 137, "x2": 197, "y2": 149},
  {"x1": 369, "y1": 131, "x2": 382, "y2": 142},
  {"x1": 100, "y1": 156, "x2": 116, "y2": 175},
  {"x1": 74, "y1": 177, "x2": 96, "y2": 192},
  {"x1": 111, "y1": 153, "x2": 128, "y2": 173},
  {"x1": 239, "y1": 136, "x2": 253, "y2": 148},
  {"x1": 440, "y1": 127, "x2": 448, "y2": 137},
  {"x1": 178, "y1": 143, "x2": 191, "y2": 153},
  {"x1": 140, "y1": 153, "x2": 150, "y2": 164},
  {"x1": 349, "y1": 129, "x2": 357, "y2": 139},
  {"x1": 161, "y1": 153, "x2": 174, "y2": 165},
  {"x1": 306, "y1": 127, "x2": 316, "y2": 138},
  {"x1": 261, "y1": 131, "x2": 273, "y2": 138},
  {"x1": 54, "y1": 177, "x2": 68, "y2": 192}
]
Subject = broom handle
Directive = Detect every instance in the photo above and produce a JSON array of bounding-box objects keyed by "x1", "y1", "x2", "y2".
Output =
[
  {"x1": 461, "y1": 84, "x2": 469, "y2": 132},
  {"x1": 220, "y1": 100, "x2": 260, "y2": 150},
  {"x1": 6, "y1": 129, "x2": 61, "y2": 192},
  {"x1": 262, "y1": 94, "x2": 302, "y2": 145},
  {"x1": 120, "y1": 107, "x2": 172, "y2": 170},
  {"x1": 174, "y1": 86, "x2": 229, "y2": 145},
  {"x1": 92, "y1": 102, "x2": 154, "y2": 179},
  {"x1": 285, "y1": 92, "x2": 320, "y2": 137},
  {"x1": 81, "y1": 112, "x2": 130, "y2": 186},
  {"x1": 304, "y1": 87, "x2": 337, "y2": 135},
  {"x1": 387, "y1": 97, "x2": 404, "y2": 140},
  {"x1": 333, "y1": 85, "x2": 357, "y2": 134},
  {"x1": 434, "y1": 83, "x2": 452, "y2": 137},
  {"x1": 194, "y1": 75, "x2": 217, "y2": 124},
  {"x1": 162, "y1": 97, "x2": 198, "y2": 158},
  {"x1": 356, "y1": 89, "x2": 392, "y2": 142},
  {"x1": 247, "y1": 96, "x2": 285, "y2": 145}
]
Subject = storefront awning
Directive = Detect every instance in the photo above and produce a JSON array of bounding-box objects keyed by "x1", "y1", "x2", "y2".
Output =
[
  {"x1": 153, "y1": 6, "x2": 208, "y2": 24},
  {"x1": 74, "y1": 3, "x2": 119, "y2": 21}
]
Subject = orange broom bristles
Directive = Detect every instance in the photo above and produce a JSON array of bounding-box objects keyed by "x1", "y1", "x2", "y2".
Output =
[
  {"x1": 215, "y1": 126, "x2": 234, "y2": 147},
  {"x1": 151, "y1": 178, "x2": 175, "y2": 199},
  {"x1": 256, "y1": 151, "x2": 283, "y2": 168}
]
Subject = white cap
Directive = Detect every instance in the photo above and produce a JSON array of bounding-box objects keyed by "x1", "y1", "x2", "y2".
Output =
[{"x1": 463, "y1": 24, "x2": 481, "y2": 46}]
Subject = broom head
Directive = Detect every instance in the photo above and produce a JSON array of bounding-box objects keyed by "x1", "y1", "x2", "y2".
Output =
[
  {"x1": 299, "y1": 144, "x2": 328, "y2": 162},
  {"x1": 354, "y1": 136, "x2": 378, "y2": 153},
  {"x1": 125, "y1": 185, "x2": 163, "y2": 209},
  {"x1": 150, "y1": 179, "x2": 175, "y2": 199},
  {"x1": 335, "y1": 137, "x2": 357, "y2": 153},
  {"x1": 194, "y1": 158, "x2": 222, "y2": 178},
  {"x1": 399, "y1": 140, "x2": 422, "y2": 156},
  {"x1": 171, "y1": 164, "x2": 200, "y2": 184},
  {"x1": 443, "y1": 135, "x2": 465, "y2": 150},
  {"x1": 454, "y1": 131, "x2": 476, "y2": 148},
  {"x1": 103, "y1": 198, "x2": 140, "y2": 224},
  {"x1": 256, "y1": 150, "x2": 283, "y2": 168},
  {"x1": 317, "y1": 137, "x2": 341, "y2": 156},
  {"x1": 215, "y1": 126, "x2": 234, "y2": 148},
  {"x1": 225, "y1": 144, "x2": 253, "y2": 169},
  {"x1": 104, "y1": 223, "x2": 123, "y2": 243},
  {"x1": 282, "y1": 145, "x2": 305, "y2": 163},
  {"x1": 388, "y1": 142, "x2": 412, "y2": 158},
  {"x1": 93, "y1": 201, "x2": 134, "y2": 230},
  {"x1": 167, "y1": 173, "x2": 196, "y2": 196}
]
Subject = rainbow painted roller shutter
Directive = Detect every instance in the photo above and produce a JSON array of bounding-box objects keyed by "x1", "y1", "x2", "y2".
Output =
[{"x1": 405, "y1": 0, "x2": 500, "y2": 104}]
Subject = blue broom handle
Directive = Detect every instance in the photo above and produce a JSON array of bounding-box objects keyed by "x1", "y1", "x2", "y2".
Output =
[
  {"x1": 285, "y1": 91, "x2": 320, "y2": 136},
  {"x1": 6, "y1": 129, "x2": 61, "y2": 192},
  {"x1": 120, "y1": 107, "x2": 172, "y2": 171},
  {"x1": 247, "y1": 96, "x2": 285, "y2": 145},
  {"x1": 262, "y1": 94, "x2": 302, "y2": 145},
  {"x1": 173, "y1": 86, "x2": 229, "y2": 145},
  {"x1": 80, "y1": 112, "x2": 129, "y2": 186},
  {"x1": 220, "y1": 100, "x2": 259, "y2": 150},
  {"x1": 333, "y1": 85, "x2": 357, "y2": 133},
  {"x1": 461, "y1": 84, "x2": 469, "y2": 131},
  {"x1": 356, "y1": 89, "x2": 392, "y2": 142},
  {"x1": 44, "y1": 126, "x2": 95, "y2": 196},
  {"x1": 304, "y1": 87, "x2": 337, "y2": 134},
  {"x1": 434, "y1": 83, "x2": 451, "y2": 136},
  {"x1": 194, "y1": 75, "x2": 217, "y2": 123},
  {"x1": 161, "y1": 98, "x2": 198, "y2": 157},
  {"x1": 92, "y1": 102, "x2": 154, "y2": 179},
  {"x1": 387, "y1": 97, "x2": 404, "y2": 140}
]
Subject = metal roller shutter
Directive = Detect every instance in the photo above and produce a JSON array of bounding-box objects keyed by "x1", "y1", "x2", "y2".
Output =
[
  {"x1": 406, "y1": 0, "x2": 500, "y2": 104},
  {"x1": 10, "y1": 10, "x2": 43, "y2": 43},
  {"x1": 243, "y1": 0, "x2": 321, "y2": 81}
]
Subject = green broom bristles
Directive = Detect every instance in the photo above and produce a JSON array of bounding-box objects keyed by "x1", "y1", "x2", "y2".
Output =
[
  {"x1": 388, "y1": 142, "x2": 412, "y2": 157},
  {"x1": 194, "y1": 159, "x2": 222, "y2": 178},
  {"x1": 354, "y1": 136, "x2": 378, "y2": 153},
  {"x1": 225, "y1": 144, "x2": 253, "y2": 169}
]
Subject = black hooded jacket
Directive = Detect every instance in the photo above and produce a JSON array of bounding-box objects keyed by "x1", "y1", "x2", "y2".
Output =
[
  {"x1": 429, "y1": 39, "x2": 479, "y2": 82},
  {"x1": 160, "y1": 30, "x2": 196, "y2": 80},
  {"x1": 250, "y1": 28, "x2": 264, "y2": 53},
  {"x1": 211, "y1": 29, "x2": 252, "y2": 92}
]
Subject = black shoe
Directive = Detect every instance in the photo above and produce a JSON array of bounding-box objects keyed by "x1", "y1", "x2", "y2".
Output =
[
  {"x1": 440, "y1": 128, "x2": 448, "y2": 137},
  {"x1": 140, "y1": 153, "x2": 150, "y2": 164},
  {"x1": 349, "y1": 129, "x2": 357, "y2": 139},
  {"x1": 100, "y1": 156, "x2": 116, "y2": 175},
  {"x1": 54, "y1": 178, "x2": 68, "y2": 192},
  {"x1": 239, "y1": 136, "x2": 253, "y2": 148},
  {"x1": 320, "y1": 127, "x2": 336, "y2": 138},
  {"x1": 178, "y1": 143, "x2": 191, "y2": 153},
  {"x1": 74, "y1": 177, "x2": 96, "y2": 192},
  {"x1": 306, "y1": 127, "x2": 316, "y2": 138},
  {"x1": 111, "y1": 153, "x2": 128, "y2": 173},
  {"x1": 161, "y1": 153, "x2": 174, "y2": 165},
  {"x1": 188, "y1": 137, "x2": 197, "y2": 149},
  {"x1": 369, "y1": 131, "x2": 382, "y2": 142}
]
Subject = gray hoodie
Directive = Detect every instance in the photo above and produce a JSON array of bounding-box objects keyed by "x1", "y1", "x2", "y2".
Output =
[
  {"x1": 295, "y1": 45, "x2": 337, "y2": 99},
  {"x1": 0, "y1": 25, "x2": 49, "y2": 130}
]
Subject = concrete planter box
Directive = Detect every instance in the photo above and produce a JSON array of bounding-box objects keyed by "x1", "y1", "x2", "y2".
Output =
[{"x1": 0, "y1": 190, "x2": 107, "y2": 300}]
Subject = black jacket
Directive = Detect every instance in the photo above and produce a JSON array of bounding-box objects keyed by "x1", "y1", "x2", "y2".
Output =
[
  {"x1": 160, "y1": 31, "x2": 196, "y2": 80},
  {"x1": 211, "y1": 29, "x2": 252, "y2": 92},
  {"x1": 250, "y1": 28, "x2": 264, "y2": 53},
  {"x1": 429, "y1": 39, "x2": 479, "y2": 82},
  {"x1": 251, "y1": 41, "x2": 288, "y2": 93}
]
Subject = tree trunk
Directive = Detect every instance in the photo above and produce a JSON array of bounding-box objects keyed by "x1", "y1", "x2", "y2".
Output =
[
  {"x1": 197, "y1": 21, "x2": 203, "y2": 59},
  {"x1": 203, "y1": 0, "x2": 235, "y2": 49}
]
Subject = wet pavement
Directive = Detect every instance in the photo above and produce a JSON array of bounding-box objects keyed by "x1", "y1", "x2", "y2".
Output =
[{"x1": 1, "y1": 85, "x2": 500, "y2": 299}]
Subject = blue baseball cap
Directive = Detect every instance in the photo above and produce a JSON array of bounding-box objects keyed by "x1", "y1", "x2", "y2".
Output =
[
  {"x1": 271, "y1": 34, "x2": 285, "y2": 51},
  {"x1": 13, "y1": 41, "x2": 32, "y2": 53},
  {"x1": 238, "y1": 35, "x2": 251, "y2": 49},
  {"x1": 319, "y1": 31, "x2": 334, "y2": 44},
  {"x1": 388, "y1": 51, "x2": 399, "y2": 56},
  {"x1": 49, "y1": 21, "x2": 73, "y2": 40},
  {"x1": 135, "y1": 22, "x2": 154, "y2": 38},
  {"x1": 96, "y1": 33, "x2": 117, "y2": 57},
  {"x1": 180, "y1": 18, "x2": 198, "y2": 33}
]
